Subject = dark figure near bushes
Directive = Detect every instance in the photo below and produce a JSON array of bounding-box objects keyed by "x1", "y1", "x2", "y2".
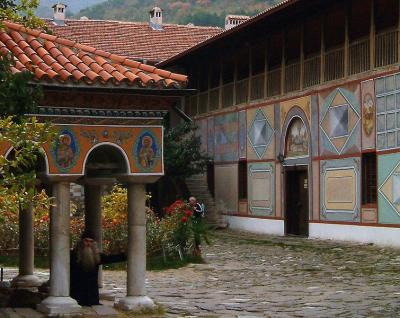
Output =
[{"x1": 70, "y1": 231, "x2": 126, "y2": 306}]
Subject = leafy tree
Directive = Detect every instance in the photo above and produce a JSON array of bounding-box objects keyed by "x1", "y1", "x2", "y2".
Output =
[
  {"x1": 0, "y1": 0, "x2": 54, "y2": 216},
  {"x1": 164, "y1": 121, "x2": 209, "y2": 183}
]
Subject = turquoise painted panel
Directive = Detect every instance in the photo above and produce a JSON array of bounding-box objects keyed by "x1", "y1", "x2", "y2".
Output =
[
  {"x1": 320, "y1": 157, "x2": 361, "y2": 222},
  {"x1": 248, "y1": 162, "x2": 275, "y2": 216},
  {"x1": 378, "y1": 152, "x2": 400, "y2": 224}
]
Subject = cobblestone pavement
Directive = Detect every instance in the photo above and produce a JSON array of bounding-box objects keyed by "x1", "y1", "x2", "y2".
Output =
[{"x1": 3, "y1": 230, "x2": 400, "y2": 317}]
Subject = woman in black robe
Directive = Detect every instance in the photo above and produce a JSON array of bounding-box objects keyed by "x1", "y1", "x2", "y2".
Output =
[{"x1": 70, "y1": 232, "x2": 126, "y2": 306}]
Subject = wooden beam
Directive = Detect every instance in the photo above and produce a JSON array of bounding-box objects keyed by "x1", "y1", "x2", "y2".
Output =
[
  {"x1": 344, "y1": 1, "x2": 350, "y2": 77},
  {"x1": 281, "y1": 29, "x2": 286, "y2": 95},
  {"x1": 320, "y1": 14, "x2": 325, "y2": 84},
  {"x1": 370, "y1": 0, "x2": 375, "y2": 69}
]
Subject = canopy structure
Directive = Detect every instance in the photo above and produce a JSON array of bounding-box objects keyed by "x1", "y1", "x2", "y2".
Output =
[{"x1": 0, "y1": 21, "x2": 190, "y2": 315}]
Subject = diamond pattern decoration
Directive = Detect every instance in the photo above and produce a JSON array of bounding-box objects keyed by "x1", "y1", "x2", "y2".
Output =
[
  {"x1": 380, "y1": 163, "x2": 400, "y2": 216},
  {"x1": 321, "y1": 90, "x2": 360, "y2": 154},
  {"x1": 248, "y1": 109, "x2": 273, "y2": 159}
]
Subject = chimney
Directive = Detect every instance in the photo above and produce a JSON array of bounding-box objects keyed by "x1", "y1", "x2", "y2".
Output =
[
  {"x1": 149, "y1": 7, "x2": 163, "y2": 31},
  {"x1": 225, "y1": 15, "x2": 250, "y2": 30},
  {"x1": 52, "y1": 3, "x2": 67, "y2": 26}
]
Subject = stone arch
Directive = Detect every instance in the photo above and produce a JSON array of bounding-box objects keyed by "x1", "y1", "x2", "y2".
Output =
[
  {"x1": 5, "y1": 146, "x2": 50, "y2": 175},
  {"x1": 83, "y1": 142, "x2": 130, "y2": 177}
]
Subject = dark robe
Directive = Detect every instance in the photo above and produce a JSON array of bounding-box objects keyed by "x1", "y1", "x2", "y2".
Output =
[{"x1": 70, "y1": 251, "x2": 126, "y2": 306}]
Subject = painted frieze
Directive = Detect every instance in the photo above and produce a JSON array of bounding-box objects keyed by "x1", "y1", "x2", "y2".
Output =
[
  {"x1": 248, "y1": 162, "x2": 275, "y2": 216},
  {"x1": 319, "y1": 86, "x2": 361, "y2": 156},
  {"x1": 43, "y1": 125, "x2": 163, "y2": 175},
  {"x1": 375, "y1": 73, "x2": 400, "y2": 151},
  {"x1": 247, "y1": 106, "x2": 275, "y2": 160},
  {"x1": 378, "y1": 152, "x2": 400, "y2": 224},
  {"x1": 214, "y1": 113, "x2": 239, "y2": 162},
  {"x1": 320, "y1": 157, "x2": 361, "y2": 222}
]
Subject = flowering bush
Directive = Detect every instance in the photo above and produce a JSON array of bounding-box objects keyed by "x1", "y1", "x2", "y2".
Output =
[{"x1": 0, "y1": 185, "x2": 210, "y2": 264}]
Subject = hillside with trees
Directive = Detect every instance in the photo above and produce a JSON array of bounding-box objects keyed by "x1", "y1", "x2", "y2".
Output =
[
  {"x1": 76, "y1": 0, "x2": 283, "y2": 27},
  {"x1": 37, "y1": 0, "x2": 106, "y2": 18}
]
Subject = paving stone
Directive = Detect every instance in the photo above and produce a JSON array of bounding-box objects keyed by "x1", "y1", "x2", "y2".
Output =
[{"x1": 92, "y1": 305, "x2": 118, "y2": 316}]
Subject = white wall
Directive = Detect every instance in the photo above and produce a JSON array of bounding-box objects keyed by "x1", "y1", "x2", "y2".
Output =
[
  {"x1": 227, "y1": 216, "x2": 285, "y2": 236},
  {"x1": 309, "y1": 222, "x2": 400, "y2": 248}
]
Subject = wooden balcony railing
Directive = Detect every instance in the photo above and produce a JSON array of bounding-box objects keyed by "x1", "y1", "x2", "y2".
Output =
[
  {"x1": 303, "y1": 55, "x2": 321, "y2": 88},
  {"x1": 349, "y1": 37, "x2": 370, "y2": 75},
  {"x1": 235, "y1": 78, "x2": 249, "y2": 105},
  {"x1": 198, "y1": 92, "x2": 208, "y2": 114},
  {"x1": 324, "y1": 47, "x2": 345, "y2": 82},
  {"x1": 285, "y1": 61, "x2": 301, "y2": 93},
  {"x1": 375, "y1": 29, "x2": 398, "y2": 67},
  {"x1": 209, "y1": 88, "x2": 220, "y2": 111},
  {"x1": 250, "y1": 73, "x2": 265, "y2": 101},
  {"x1": 222, "y1": 83, "x2": 234, "y2": 108},
  {"x1": 267, "y1": 68, "x2": 281, "y2": 97}
]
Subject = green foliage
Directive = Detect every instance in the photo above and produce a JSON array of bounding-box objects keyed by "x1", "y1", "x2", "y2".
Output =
[
  {"x1": 164, "y1": 122, "x2": 209, "y2": 181},
  {"x1": 0, "y1": 55, "x2": 41, "y2": 118},
  {"x1": 0, "y1": 0, "x2": 44, "y2": 28},
  {"x1": 76, "y1": 0, "x2": 283, "y2": 27}
]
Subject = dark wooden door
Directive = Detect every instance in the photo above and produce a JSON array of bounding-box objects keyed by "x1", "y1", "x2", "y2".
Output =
[{"x1": 285, "y1": 169, "x2": 309, "y2": 236}]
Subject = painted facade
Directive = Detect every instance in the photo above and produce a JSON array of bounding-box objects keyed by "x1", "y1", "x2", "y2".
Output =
[{"x1": 190, "y1": 73, "x2": 400, "y2": 247}]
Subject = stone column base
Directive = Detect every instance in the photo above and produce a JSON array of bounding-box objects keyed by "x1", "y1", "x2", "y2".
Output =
[
  {"x1": 37, "y1": 296, "x2": 81, "y2": 316},
  {"x1": 115, "y1": 296, "x2": 155, "y2": 311},
  {"x1": 11, "y1": 275, "x2": 41, "y2": 288}
]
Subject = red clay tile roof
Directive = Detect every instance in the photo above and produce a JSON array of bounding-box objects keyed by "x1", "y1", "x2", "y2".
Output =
[
  {"x1": 45, "y1": 19, "x2": 223, "y2": 63},
  {"x1": 0, "y1": 21, "x2": 188, "y2": 88}
]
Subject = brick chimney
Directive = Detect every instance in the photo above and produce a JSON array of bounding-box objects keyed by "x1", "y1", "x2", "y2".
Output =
[
  {"x1": 52, "y1": 3, "x2": 67, "y2": 26},
  {"x1": 225, "y1": 15, "x2": 250, "y2": 30},
  {"x1": 149, "y1": 6, "x2": 163, "y2": 31}
]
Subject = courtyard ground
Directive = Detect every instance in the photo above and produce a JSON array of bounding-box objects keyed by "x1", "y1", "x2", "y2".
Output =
[{"x1": 2, "y1": 229, "x2": 400, "y2": 317}]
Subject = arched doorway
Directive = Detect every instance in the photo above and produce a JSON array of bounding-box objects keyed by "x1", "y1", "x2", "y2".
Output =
[{"x1": 281, "y1": 112, "x2": 311, "y2": 237}]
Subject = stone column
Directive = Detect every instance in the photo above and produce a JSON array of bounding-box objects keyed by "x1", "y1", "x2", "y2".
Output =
[
  {"x1": 115, "y1": 183, "x2": 154, "y2": 311},
  {"x1": 84, "y1": 183, "x2": 103, "y2": 288},
  {"x1": 11, "y1": 203, "x2": 41, "y2": 288},
  {"x1": 37, "y1": 182, "x2": 81, "y2": 315}
]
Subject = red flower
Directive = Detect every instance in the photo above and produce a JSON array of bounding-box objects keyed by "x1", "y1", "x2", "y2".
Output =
[
  {"x1": 181, "y1": 216, "x2": 187, "y2": 223},
  {"x1": 185, "y1": 210, "x2": 192, "y2": 217}
]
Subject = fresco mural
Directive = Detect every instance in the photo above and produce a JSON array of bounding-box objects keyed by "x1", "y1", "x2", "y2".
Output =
[
  {"x1": 247, "y1": 107, "x2": 274, "y2": 160},
  {"x1": 361, "y1": 80, "x2": 376, "y2": 149},
  {"x1": 239, "y1": 110, "x2": 247, "y2": 158},
  {"x1": 248, "y1": 162, "x2": 275, "y2": 216},
  {"x1": 285, "y1": 117, "x2": 309, "y2": 158},
  {"x1": 319, "y1": 86, "x2": 361, "y2": 156},
  {"x1": 378, "y1": 152, "x2": 400, "y2": 224},
  {"x1": 133, "y1": 129, "x2": 161, "y2": 173},
  {"x1": 44, "y1": 125, "x2": 163, "y2": 175},
  {"x1": 320, "y1": 157, "x2": 360, "y2": 222},
  {"x1": 214, "y1": 113, "x2": 239, "y2": 162},
  {"x1": 375, "y1": 73, "x2": 400, "y2": 151},
  {"x1": 51, "y1": 129, "x2": 80, "y2": 173}
]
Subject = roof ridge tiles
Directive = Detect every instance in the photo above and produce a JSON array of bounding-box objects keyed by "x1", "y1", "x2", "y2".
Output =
[{"x1": 0, "y1": 20, "x2": 188, "y2": 88}]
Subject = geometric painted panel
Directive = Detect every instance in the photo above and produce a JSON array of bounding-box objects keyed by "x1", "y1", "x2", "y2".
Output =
[
  {"x1": 379, "y1": 162, "x2": 400, "y2": 217},
  {"x1": 320, "y1": 157, "x2": 360, "y2": 222},
  {"x1": 320, "y1": 88, "x2": 360, "y2": 154},
  {"x1": 248, "y1": 108, "x2": 273, "y2": 159},
  {"x1": 248, "y1": 162, "x2": 274, "y2": 216}
]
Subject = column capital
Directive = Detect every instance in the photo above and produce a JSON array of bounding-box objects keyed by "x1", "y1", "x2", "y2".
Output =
[{"x1": 37, "y1": 173, "x2": 79, "y2": 184}]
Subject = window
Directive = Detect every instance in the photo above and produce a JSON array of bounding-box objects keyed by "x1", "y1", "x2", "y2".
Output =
[
  {"x1": 238, "y1": 161, "x2": 247, "y2": 200},
  {"x1": 362, "y1": 153, "x2": 377, "y2": 205}
]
